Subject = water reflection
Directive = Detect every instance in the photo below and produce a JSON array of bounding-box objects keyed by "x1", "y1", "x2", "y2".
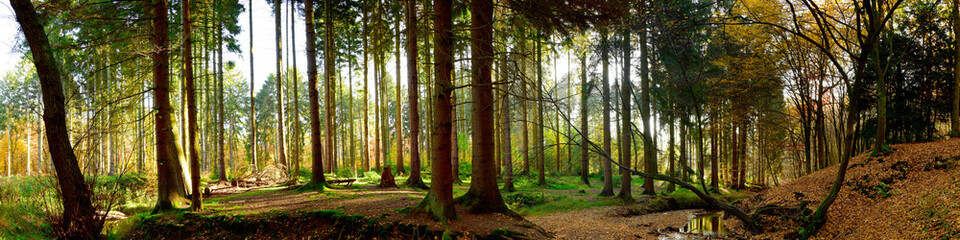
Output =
[{"x1": 681, "y1": 211, "x2": 729, "y2": 236}]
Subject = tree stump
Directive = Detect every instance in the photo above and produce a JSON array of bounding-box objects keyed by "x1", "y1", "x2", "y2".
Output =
[{"x1": 378, "y1": 166, "x2": 398, "y2": 188}]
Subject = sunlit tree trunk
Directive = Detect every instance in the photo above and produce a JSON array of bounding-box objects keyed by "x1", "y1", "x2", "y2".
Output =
[
  {"x1": 274, "y1": 0, "x2": 288, "y2": 174},
  {"x1": 249, "y1": 0, "x2": 257, "y2": 171},
  {"x1": 183, "y1": 0, "x2": 202, "y2": 211},
  {"x1": 599, "y1": 29, "x2": 613, "y2": 196},
  {"x1": 148, "y1": 0, "x2": 190, "y2": 213},
  {"x1": 301, "y1": 0, "x2": 326, "y2": 190},
  {"x1": 11, "y1": 0, "x2": 102, "y2": 235},
  {"x1": 362, "y1": 4, "x2": 370, "y2": 172},
  {"x1": 324, "y1": 0, "x2": 337, "y2": 177},
  {"x1": 639, "y1": 15, "x2": 655, "y2": 196}
]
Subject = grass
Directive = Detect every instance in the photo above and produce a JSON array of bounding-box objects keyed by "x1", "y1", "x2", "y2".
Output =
[{"x1": 0, "y1": 173, "x2": 153, "y2": 239}]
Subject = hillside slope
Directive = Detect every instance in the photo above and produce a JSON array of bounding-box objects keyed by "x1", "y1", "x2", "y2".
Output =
[{"x1": 733, "y1": 139, "x2": 960, "y2": 239}]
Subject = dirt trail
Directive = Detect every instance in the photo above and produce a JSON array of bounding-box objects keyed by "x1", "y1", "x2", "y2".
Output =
[{"x1": 529, "y1": 206, "x2": 705, "y2": 240}]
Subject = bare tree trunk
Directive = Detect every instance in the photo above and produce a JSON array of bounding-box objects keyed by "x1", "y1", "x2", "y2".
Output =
[
  {"x1": 11, "y1": 0, "x2": 103, "y2": 236},
  {"x1": 457, "y1": 0, "x2": 511, "y2": 214},
  {"x1": 324, "y1": 0, "x2": 337, "y2": 177},
  {"x1": 954, "y1": 0, "x2": 960, "y2": 137},
  {"x1": 395, "y1": 8, "x2": 404, "y2": 175},
  {"x1": 579, "y1": 53, "x2": 590, "y2": 185},
  {"x1": 617, "y1": 29, "x2": 632, "y2": 202},
  {"x1": 599, "y1": 29, "x2": 613, "y2": 196},
  {"x1": 362, "y1": 4, "x2": 370, "y2": 172},
  {"x1": 183, "y1": 0, "x2": 203, "y2": 211},
  {"x1": 249, "y1": 0, "x2": 257, "y2": 171},
  {"x1": 415, "y1": 0, "x2": 457, "y2": 221},
  {"x1": 301, "y1": 0, "x2": 326, "y2": 190},
  {"x1": 404, "y1": 0, "x2": 426, "y2": 189},
  {"x1": 274, "y1": 0, "x2": 287, "y2": 174}
]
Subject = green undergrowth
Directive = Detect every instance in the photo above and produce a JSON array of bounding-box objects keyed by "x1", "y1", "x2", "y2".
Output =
[{"x1": 0, "y1": 173, "x2": 152, "y2": 239}]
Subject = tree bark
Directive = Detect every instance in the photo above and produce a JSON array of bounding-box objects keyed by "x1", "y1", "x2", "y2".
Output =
[
  {"x1": 11, "y1": 0, "x2": 103, "y2": 236},
  {"x1": 457, "y1": 0, "x2": 511, "y2": 214},
  {"x1": 415, "y1": 0, "x2": 457, "y2": 221},
  {"x1": 148, "y1": 0, "x2": 191, "y2": 213},
  {"x1": 249, "y1": 0, "x2": 257, "y2": 171},
  {"x1": 404, "y1": 0, "x2": 427, "y2": 189},
  {"x1": 953, "y1": 0, "x2": 959, "y2": 137},
  {"x1": 184, "y1": 0, "x2": 202, "y2": 211},
  {"x1": 617, "y1": 28, "x2": 633, "y2": 202},
  {"x1": 274, "y1": 0, "x2": 288, "y2": 174},
  {"x1": 579, "y1": 53, "x2": 590, "y2": 185},
  {"x1": 599, "y1": 29, "x2": 613, "y2": 197},
  {"x1": 301, "y1": 0, "x2": 326, "y2": 190},
  {"x1": 639, "y1": 16, "x2": 655, "y2": 196},
  {"x1": 324, "y1": 0, "x2": 337, "y2": 178}
]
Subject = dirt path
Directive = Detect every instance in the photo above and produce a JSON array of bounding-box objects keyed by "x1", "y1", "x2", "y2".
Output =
[{"x1": 529, "y1": 206, "x2": 716, "y2": 240}]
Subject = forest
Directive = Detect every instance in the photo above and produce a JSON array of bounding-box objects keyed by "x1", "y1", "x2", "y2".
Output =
[{"x1": 0, "y1": 0, "x2": 958, "y2": 239}]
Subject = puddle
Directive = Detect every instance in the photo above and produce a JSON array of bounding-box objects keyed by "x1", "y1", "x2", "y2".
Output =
[{"x1": 682, "y1": 210, "x2": 729, "y2": 236}]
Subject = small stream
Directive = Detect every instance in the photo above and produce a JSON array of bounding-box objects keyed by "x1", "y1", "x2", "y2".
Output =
[{"x1": 658, "y1": 210, "x2": 729, "y2": 240}]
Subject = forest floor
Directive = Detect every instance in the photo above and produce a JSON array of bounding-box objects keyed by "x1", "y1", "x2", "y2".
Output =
[
  {"x1": 117, "y1": 172, "x2": 750, "y2": 239},
  {"x1": 731, "y1": 138, "x2": 960, "y2": 239},
  {"x1": 17, "y1": 139, "x2": 960, "y2": 239}
]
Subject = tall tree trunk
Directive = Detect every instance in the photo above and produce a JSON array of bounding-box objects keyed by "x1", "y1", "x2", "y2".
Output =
[
  {"x1": 536, "y1": 32, "x2": 545, "y2": 186},
  {"x1": 395, "y1": 7, "x2": 404, "y2": 175},
  {"x1": 147, "y1": 0, "x2": 190, "y2": 213},
  {"x1": 502, "y1": 78, "x2": 515, "y2": 192},
  {"x1": 458, "y1": 0, "x2": 511, "y2": 214},
  {"x1": 404, "y1": 0, "x2": 427, "y2": 189},
  {"x1": 249, "y1": 0, "x2": 257, "y2": 171},
  {"x1": 639, "y1": 16, "x2": 655, "y2": 196},
  {"x1": 520, "y1": 37, "x2": 529, "y2": 175},
  {"x1": 301, "y1": 0, "x2": 326, "y2": 190},
  {"x1": 954, "y1": 0, "x2": 960, "y2": 138},
  {"x1": 667, "y1": 111, "x2": 675, "y2": 192},
  {"x1": 11, "y1": 0, "x2": 102, "y2": 236},
  {"x1": 324, "y1": 0, "x2": 337, "y2": 177},
  {"x1": 184, "y1": 0, "x2": 202, "y2": 211},
  {"x1": 415, "y1": 0, "x2": 457, "y2": 221},
  {"x1": 362, "y1": 4, "x2": 370, "y2": 172},
  {"x1": 731, "y1": 124, "x2": 739, "y2": 189},
  {"x1": 217, "y1": 14, "x2": 226, "y2": 182},
  {"x1": 617, "y1": 29, "x2": 633, "y2": 202},
  {"x1": 274, "y1": 0, "x2": 288, "y2": 174},
  {"x1": 710, "y1": 110, "x2": 719, "y2": 192},
  {"x1": 290, "y1": 0, "x2": 300, "y2": 180},
  {"x1": 579, "y1": 53, "x2": 590, "y2": 185},
  {"x1": 599, "y1": 29, "x2": 613, "y2": 196}
]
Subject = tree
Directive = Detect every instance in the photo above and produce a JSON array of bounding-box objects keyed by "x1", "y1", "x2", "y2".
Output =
[
  {"x1": 150, "y1": 0, "x2": 191, "y2": 213},
  {"x1": 638, "y1": 7, "x2": 656, "y2": 196},
  {"x1": 184, "y1": 0, "x2": 202, "y2": 211},
  {"x1": 300, "y1": 0, "x2": 326, "y2": 191},
  {"x1": 598, "y1": 29, "x2": 614, "y2": 197},
  {"x1": 414, "y1": 0, "x2": 456, "y2": 222},
  {"x1": 579, "y1": 52, "x2": 590, "y2": 185},
  {"x1": 616, "y1": 26, "x2": 633, "y2": 202},
  {"x1": 456, "y1": 0, "x2": 511, "y2": 214},
  {"x1": 404, "y1": 0, "x2": 427, "y2": 189},
  {"x1": 953, "y1": 0, "x2": 960, "y2": 138},
  {"x1": 249, "y1": 0, "x2": 258, "y2": 172},
  {"x1": 11, "y1": 0, "x2": 102, "y2": 236},
  {"x1": 273, "y1": 0, "x2": 288, "y2": 174},
  {"x1": 324, "y1": 0, "x2": 336, "y2": 178}
]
